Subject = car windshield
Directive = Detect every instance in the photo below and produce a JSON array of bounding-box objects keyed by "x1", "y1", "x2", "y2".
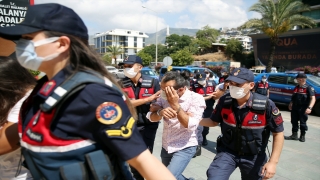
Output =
[
  {"x1": 142, "y1": 70, "x2": 156, "y2": 76},
  {"x1": 307, "y1": 75, "x2": 320, "y2": 87}
]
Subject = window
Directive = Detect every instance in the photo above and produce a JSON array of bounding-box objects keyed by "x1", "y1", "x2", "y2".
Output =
[
  {"x1": 106, "y1": 35, "x2": 112, "y2": 41},
  {"x1": 286, "y1": 76, "x2": 297, "y2": 86},
  {"x1": 139, "y1": 32, "x2": 143, "y2": 35},
  {"x1": 268, "y1": 75, "x2": 286, "y2": 84},
  {"x1": 134, "y1": 49, "x2": 137, "y2": 53},
  {"x1": 143, "y1": 38, "x2": 145, "y2": 42},
  {"x1": 134, "y1": 37, "x2": 137, "y2": 41},
  {"x1": 134, "y1": 42, "x2": 137, "y2": 47},
  {"x1": 127, "y1": 31, "x2": 131, "y2": 34}
]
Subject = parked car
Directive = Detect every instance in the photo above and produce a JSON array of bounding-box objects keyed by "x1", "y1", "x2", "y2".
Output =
[
  {"x1": 115, "y1": 69, "x2": 125, "y2": 79},
  {"x1": 105, "y1": 66, "x2": 118, "y2": 74},
  {"x1": 159, "y1": 66, "x2": 219, "y2": 84},
  {"x1": 141, "y1": 67, "x2": 159, "y2": 80},
  {"x1": 254, "y1": 72, "x2": 320, "y2": 116}
]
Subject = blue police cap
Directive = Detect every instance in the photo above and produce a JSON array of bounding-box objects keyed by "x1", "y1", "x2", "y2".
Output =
[
  {"x1": 195, "y1": 72, "x2": 206, "y2": 81},
  {"x1": 296, "y1": 73, "x2": 307, "y2": 78},
  {"x1": 226, "y1": 67, "x2": 254, "y2": 84},
  {"x1": 123, "y1": 55, "x2": 143, "y2": 65},
  {"x1": 0, "y1": 3, "x2": 88, "y2": 40}
]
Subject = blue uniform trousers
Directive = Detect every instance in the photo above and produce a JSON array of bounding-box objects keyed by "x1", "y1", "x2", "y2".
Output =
[
  {"x1": 207, "y1": 147, "x2": 267, "y2": 180},
  {"x1": 131, "y1": 123, "x2": 159, "y2": 180},
  {"x1": 291, "y1": 107, "x2": 308, "y2": 133}
]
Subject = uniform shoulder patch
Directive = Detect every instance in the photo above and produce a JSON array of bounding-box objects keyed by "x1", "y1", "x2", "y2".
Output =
[
  {"x1": 272, "y1": 107, "x2": 280, "y2": 116},
  {"x1": 274, "y1": 115, "x2": 283, "y2": 126},
  {"x1": 96, "y1": 102, "x2": 122, "y2": 125},
  {"x1": 310, "y1": 87, "x2": 315, "y2": 92},
  {"x1": 106, "y1": 117, "x2": 135, "y2": 138}
]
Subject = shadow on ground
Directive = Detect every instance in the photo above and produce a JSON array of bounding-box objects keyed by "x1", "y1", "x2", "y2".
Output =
[{"x1": 202, "y1": 140, "x2": 217, "y2": 154}]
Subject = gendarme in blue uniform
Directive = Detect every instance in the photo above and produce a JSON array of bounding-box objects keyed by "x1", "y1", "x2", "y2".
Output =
[{"x1": 19, "y1": 68, "x2": 147, "y2": 179}]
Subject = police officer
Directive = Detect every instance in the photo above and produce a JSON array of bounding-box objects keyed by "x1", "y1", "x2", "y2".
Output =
[
  {"x1": 120, "y1": 55, "x2": 161, "y2": 180},
  {"x1": 0, "y1": 3, "x2": 175, "y2": 180},
  {"x1": 253, "y1": 75, "x2": 270, "y2": 97},
  {"x1": 219, "y1": 69, "x2": 228, "y2": 83},
  {"x1": 200, "y1": 68, "x2": 284, "y2": 180},
  {"x1": 285, "y1": 73, "x2": 315, "y2": 142},
  {"x1": 192, "y1": 72, "x2": 216, "y2": 149}
]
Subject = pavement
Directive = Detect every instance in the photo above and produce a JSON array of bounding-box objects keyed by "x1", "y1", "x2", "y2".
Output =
[{"x1": 151, "y1": 104, "x2": 320, "y2": 180}]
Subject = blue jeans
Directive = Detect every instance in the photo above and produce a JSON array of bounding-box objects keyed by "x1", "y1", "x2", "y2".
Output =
[{"x1": 161, "y1": 146, "x2": 197, "y2": 180}]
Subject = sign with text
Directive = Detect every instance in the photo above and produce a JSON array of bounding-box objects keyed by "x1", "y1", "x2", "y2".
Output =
[
  {"x1": 0, "y1": 0, "x2": 33, "y2": 27},
  {"x1": 257, "y1": 33, "x2": 320, "y2": 70}
]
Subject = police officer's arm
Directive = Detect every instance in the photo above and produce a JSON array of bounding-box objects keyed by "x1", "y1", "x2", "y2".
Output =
[
  {"x1": 0, "y1": 122, "x2": 19, "y2": 155},
  {"x1": 200, "y1": 98, "x2": 223, "y2": 127},
  {"x1": 130, "y1": 91, "x2": 161, "y2": 107},
  {"x1": 262, "y1": 101, "x2": 284, "y2": 179},
  {"x1": 306, "y1": 87, "x2": 316, "y2": 114}
]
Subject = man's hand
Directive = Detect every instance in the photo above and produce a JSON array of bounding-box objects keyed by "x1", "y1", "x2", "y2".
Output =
[
  {"x1": 212, "y1": 90, "x2": 224, "y2": 100},
  {"x1": 165, "y1": 86, "x2": 180, "y2": 110},
  {"x1": 288, "y1": 103, "x2": 292, "y2": 111},
  {"x1": 160, "y1": 107, "x2": 177, "y2": 119},
  {"x1": 261, "y1": 161, "x2": 277, "y2": 179},
  {"x1": 147, "y1": 91, "x2": 161, "y2": 102},
  {"x1": 150, "y1": 103, "x2": 162, "y2": 112},
  {"x1": 305, "y1": 108, "x2": 312, "y2": 114}
]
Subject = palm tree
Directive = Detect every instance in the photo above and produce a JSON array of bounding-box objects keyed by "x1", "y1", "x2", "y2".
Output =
[
  {"x1": 243, "y1": 0, "x2": 316, "y2": 72},
  {"x1": 106, "y1": 45, "x2": 123, "y2": 64}
]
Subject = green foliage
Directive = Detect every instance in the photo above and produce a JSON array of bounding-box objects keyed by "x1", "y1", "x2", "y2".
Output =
[
  {"x1": 137, "y1": 51, "x2": 153, "y2": 66},
  {"x1": 225, "y1": 39, "x2": 244, "y2": 59},
  {"x1": 170, "y1": 49, "x2": 194, "y2": 66},
  {"x1": 140, "y1": 44, "x2": 167, "y2": 62},
  {"x1": 195, "y1": 25, "x2": 220, "y2": 54},
  {"x1": 28, "y1": 69, "x2": 40, "y2": 76},
  {"x1": 102, "y1": 54, "x2": 112, "y2": 65},
  {"x1": 165, "y1": 34, "x2": 193, "y2": 55},
  {"x1": 242, "y1": 51, "x2": 256, "y2": 68},
  {"x1": 242, "y1": 0, "x2": 316, "y2": 72}
]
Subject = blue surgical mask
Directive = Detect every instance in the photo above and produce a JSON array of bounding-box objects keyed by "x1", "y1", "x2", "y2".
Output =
[{"x1": 15, "y1": 37, "x2": 61, "y2": 71}]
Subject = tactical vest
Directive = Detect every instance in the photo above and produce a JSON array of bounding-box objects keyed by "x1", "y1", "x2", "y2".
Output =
[
  {"x1": 193, "y1": 81, "x2": 214, "y2": 95},
  {"x1": 292, "y1": 85, "x2": 310, "y2": 107},
  {"x1": 255, "y1": 81, "x2": 269, "y2": 96},
  {"x1": 121, "y1": 76, "x2": 156, "y2": 125},
  {"x1": 220, "y1": 93, "x2": 270, "y2": 155},
  {"x1": 18, "y1": 71, "x2": 132, "y2": 180}
]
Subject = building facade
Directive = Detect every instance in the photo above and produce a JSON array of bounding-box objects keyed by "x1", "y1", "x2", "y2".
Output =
[{"x1": 93, "y1": 29, "x2": 149, "y2": 63}]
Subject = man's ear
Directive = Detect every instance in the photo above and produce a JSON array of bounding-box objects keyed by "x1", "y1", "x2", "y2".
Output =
[{"x1": 249, "y1": 82, "x2": 255, "y2": 90}]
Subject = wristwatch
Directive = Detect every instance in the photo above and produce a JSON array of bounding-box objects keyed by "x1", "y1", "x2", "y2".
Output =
[
  {"x1": 157, "y1": 109, "x2": 163, "y2": 116},
  {"x1": 308, "y1": 107, "x2": 312, "y2": 110}
]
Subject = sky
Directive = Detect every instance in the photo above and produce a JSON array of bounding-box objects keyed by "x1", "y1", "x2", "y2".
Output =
[{"x1": 35, "y1": 0, "x2": 261, "y2": 35}]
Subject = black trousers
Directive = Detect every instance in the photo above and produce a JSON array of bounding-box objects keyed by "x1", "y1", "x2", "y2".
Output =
[
  {"x1": 291, "y1": 107, "x2": 308, "y2": 133},
  {"x1": 130, "y1": 122, "x2": 159, "y2": 180}
]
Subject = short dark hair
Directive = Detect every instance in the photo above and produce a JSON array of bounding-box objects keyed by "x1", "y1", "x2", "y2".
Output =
[
  {"x1": 209, "y1": 72, "x2": 214, "y2": 78},
  {"x1": 162, "y1": 71, "x2": 189, "y2": 89}
]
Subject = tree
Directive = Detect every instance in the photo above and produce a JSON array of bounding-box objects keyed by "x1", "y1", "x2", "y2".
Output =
[
  {"x1": 170, "y1": 49, "x2": 194, "y2": 66},
  {"x1": 195, "y1": 25, "x2": 220, "y2": 54},
  {"x1": 242, "y1": 0, "x2": 316, "y2": 72},
  {"x1": 102, "y1": 54, "x2": 112, "y2": 65},
  {"x1": 137, "y1": 51, "x2": 152, "y2": 66},
  {"x1": 225, "y1": 39, "x2": 244, "y2": 61},
  {"x1": 165, "y1": 34, "x2": 193, "y2": 55},
  {"x1": 106, "y1": 45, "x2": 123, "y2": 64}
]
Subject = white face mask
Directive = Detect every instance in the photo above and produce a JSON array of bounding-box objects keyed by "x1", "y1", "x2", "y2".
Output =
[
  {"x1": 198, "y1": 80, "x2": 206, "y2": 86},
  {"x1": 15, "y1": 37, "x2": 61, "y2": 71},
  {"x1": 262, "y1": 79, "x2": 266, "y2": 82},
  {"x1": 229, "y1": 85, "x2": 249, "y2": 99},
  {"x1": 124, "y1": 67, "x2": 138, "y2": 78}
]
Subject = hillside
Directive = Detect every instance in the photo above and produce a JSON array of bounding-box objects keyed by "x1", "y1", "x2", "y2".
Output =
[{"x1": 145, "y1": 27, "x2": 199, "y2": 45}]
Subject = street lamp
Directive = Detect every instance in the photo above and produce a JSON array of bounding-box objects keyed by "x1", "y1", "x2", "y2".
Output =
[{"x1": 142, "y1": 5, "x2": 158, "y2": 65}]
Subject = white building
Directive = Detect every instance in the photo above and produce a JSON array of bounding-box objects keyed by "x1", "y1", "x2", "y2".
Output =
[
  {"x1": 93, "y1": 29, "x2": 149, "y2": 63},
  {"x1": 234, "y1": 36, "x2": 253, "y2": 51}
]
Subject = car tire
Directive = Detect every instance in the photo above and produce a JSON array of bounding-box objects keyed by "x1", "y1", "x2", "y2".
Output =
[{"x1": 313, "y1": 101, "x2": 320, "y2": 116}]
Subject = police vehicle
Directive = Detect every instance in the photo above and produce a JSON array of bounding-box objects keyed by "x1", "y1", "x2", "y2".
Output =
[
  {"x1": 141, "y1": 67, "x2": 159, "y2": 80},
  {"x1": 159, "y1": 66, "x2": 219, "y2": 84},
  {"x1": 254, "y1": 72, "x2": 320, "y2": 116}
]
